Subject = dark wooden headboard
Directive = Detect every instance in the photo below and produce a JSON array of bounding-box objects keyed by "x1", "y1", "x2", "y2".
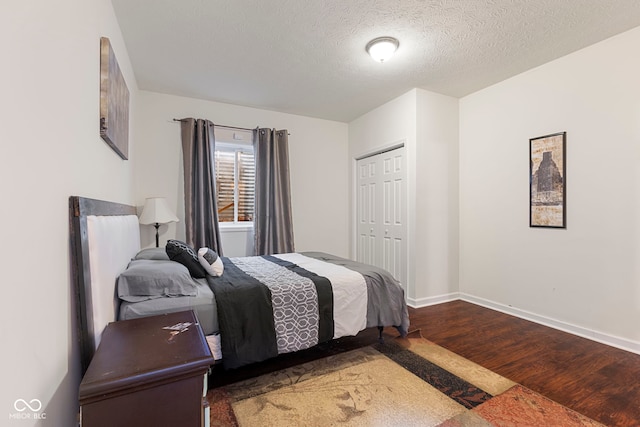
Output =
[{"x1": 69, "y1": 196, "x2": 138, "y2": 373}]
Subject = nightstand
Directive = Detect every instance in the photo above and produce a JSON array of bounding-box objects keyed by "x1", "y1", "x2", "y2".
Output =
[{"x1": 79, "y1": 310, "x2": 214, "y2": 427}]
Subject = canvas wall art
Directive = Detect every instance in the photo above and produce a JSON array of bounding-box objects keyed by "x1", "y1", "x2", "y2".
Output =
[
  {"x1": 99, "y1": 37, "x2": 129, "y2": 160},
  {"x1": 529, "y1": 132, "x2": 566, "y2": 228}
]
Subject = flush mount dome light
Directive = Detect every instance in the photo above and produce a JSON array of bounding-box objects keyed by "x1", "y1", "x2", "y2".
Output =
[{"x1": 366, "y1": 36, "x2": 399, "y2": 62}]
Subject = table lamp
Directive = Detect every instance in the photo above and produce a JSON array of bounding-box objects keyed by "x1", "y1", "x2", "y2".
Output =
[{"x1": 138, "y1": 197, "x2": 179, "y2": 247}]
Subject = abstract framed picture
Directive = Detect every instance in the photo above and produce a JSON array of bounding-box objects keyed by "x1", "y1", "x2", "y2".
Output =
[
  {"x1": 529, "y1": 132, "x2": 566, "y2": 228},
  {"x1": 99, "y1": 37, "x2": 129, "y2": 160}
]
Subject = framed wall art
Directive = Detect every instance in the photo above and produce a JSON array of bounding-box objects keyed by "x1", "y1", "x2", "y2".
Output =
[
  {"x1": 99, "y1": 37, "x2": 129, "y2": 160},
  {"x1": 529, "y1": 132, "x2": 566, "y2": 228}
]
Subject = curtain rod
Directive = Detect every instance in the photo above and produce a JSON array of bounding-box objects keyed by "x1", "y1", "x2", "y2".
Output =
[
  {"x1": 172, "y1": 118, "x2": 257, "y2": 132},
  {"x1": 172, "y1": 118, "x2": 290, "y2": 135}
]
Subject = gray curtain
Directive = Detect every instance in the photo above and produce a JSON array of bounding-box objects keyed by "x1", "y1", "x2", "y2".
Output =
[
  {"x1": 253, "y1": 128, "x2": 295, "y2": 255},
  {"x1": 179, "y1": 118, "x2": 223, "y2": 254}
]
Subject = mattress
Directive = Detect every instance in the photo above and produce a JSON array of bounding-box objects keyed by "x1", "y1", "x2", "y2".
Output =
[{"x1": 118, "y1": 278, "x2": 219, "y2": 335}]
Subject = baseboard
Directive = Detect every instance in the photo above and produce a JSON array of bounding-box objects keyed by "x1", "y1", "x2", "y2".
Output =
[
  {"x1": 407, "y1": 292, "x2": 460, "y2": 308},
  {"x1": 458, "y1": 293, "x2": 640, "y2": 356},
  {"x1": 408, "y1": 292, "x2": 640, "y2": 355}
]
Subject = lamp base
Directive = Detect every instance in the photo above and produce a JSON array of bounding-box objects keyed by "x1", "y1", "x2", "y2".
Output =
[{"x1": 154, "y1": 223, "x2": 160, "y2": 247}]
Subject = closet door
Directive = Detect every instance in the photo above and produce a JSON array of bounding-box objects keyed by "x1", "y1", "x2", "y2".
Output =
[{"x1": 356, "y1": 146, "x2": 406, "y2": 288}]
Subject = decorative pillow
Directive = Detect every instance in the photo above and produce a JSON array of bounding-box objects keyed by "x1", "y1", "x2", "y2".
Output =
[
  {"x1": 133, "y1": 247, "x2": 170, "y2": 261},
  {"x1": 198, "y1": 247, "x2": 224, "y2": 277},
  {"x1": 117, "y1": 260, "x2": 198, "y2": 302},
  {"x1": 165, "y1": 239, "x2": 207, "y2": 278}
]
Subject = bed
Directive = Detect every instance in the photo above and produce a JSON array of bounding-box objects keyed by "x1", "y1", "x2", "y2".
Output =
[{"x1": 70, "y1": 196, "x2": 409, "y2": 373}]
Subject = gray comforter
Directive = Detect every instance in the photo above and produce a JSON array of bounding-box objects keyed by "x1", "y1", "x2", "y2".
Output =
[
  {"x1": 302, "y1": 252, "x2": 410, "y2": 336},
  {"x1": 208, "y1": 252, "x2": 409, "y2": 369}
]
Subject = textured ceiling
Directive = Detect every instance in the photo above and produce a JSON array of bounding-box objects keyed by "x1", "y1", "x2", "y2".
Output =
[{"x1": 111, "y1": 0, "x2": 640, "y2": 122}]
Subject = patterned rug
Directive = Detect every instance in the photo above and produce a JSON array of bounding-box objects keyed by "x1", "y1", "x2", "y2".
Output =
[{"x1": 206, "y1": 331, "x2": 604, "y2": 426}]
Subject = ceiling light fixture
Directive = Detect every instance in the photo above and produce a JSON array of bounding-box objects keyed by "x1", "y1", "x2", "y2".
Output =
[{"x1": 366, "y1": 37, "x2": 399, "y2": 63}]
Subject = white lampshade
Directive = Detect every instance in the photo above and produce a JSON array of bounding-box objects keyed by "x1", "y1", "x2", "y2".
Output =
[
  {"x1": 366, "y1": 37, "x2": 399, "y2": 63},
  {"x1": 139, "y1": 197, "x2": 179, "y2": 225}
]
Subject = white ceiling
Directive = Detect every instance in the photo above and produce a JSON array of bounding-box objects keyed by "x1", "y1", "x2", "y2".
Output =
[{"x1": 111, "y1": 0, "x2": 640, "y2": 122}]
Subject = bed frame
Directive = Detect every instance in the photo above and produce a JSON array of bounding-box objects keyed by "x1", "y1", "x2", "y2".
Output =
[{"x1": 69, "y1": 196, "x2": 140, "y2": 374}]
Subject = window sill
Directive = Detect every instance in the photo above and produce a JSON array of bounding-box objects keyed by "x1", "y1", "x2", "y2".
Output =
[{"x1": 219, "y1": 223, "x2": 254, "y2": 233}]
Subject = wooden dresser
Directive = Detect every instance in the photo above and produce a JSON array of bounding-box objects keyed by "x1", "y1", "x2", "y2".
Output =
[{"x1": 79, "y1": 310, "x2": 214, "y2": 427}]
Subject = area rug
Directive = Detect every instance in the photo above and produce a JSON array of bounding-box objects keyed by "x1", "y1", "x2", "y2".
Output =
[{"x1": 206, "y1": 331, "x2": 604, "y2": 426}]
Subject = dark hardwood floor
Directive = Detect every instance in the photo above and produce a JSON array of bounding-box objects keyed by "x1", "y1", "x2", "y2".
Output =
[
  {"x1": 412, "y1": 300, "x2": 640, "y2": 427},
  {"x1": 210, "y1": 300, "x2": 639, "y2": 426}
]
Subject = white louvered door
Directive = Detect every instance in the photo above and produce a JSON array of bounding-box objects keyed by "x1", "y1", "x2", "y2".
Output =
[{"x1": 356, "y1": 146, "x2": 406, "y2": 288}]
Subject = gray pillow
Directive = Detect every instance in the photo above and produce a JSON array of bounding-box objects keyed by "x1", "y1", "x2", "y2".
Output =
[
  {"x1": 133, "y1": 247, "x2": 170, "y2": 261},
  {"x1": 118, "y1": 260, "x2": 198, "y2": 302}
]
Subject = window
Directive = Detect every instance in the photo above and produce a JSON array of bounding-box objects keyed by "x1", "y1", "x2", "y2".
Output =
[{"x1": 214, "y1": 141, "x2": 255, "y2": 224}]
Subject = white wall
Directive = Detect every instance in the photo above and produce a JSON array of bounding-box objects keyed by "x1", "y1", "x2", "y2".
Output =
[
  {"x1": 348, "y1": 89, "x2": 459, "y2": 304},
  {"x1": 1, "y1": 1, "x2": 137, "y2": 425},
  {"x1": 134, "y1": 91, "x2": 350, "y2": 257},
  {"x1": 459, "y1": 26, "x2": 640, "y2": 351},
  {"x1": 415, "y1": 89, "x2": 460, "y2": 304}
]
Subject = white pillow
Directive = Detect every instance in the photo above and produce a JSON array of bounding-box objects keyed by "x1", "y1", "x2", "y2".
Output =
[{"x1": 198, "y1": 247, "x2": 224, "y2": 277}]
